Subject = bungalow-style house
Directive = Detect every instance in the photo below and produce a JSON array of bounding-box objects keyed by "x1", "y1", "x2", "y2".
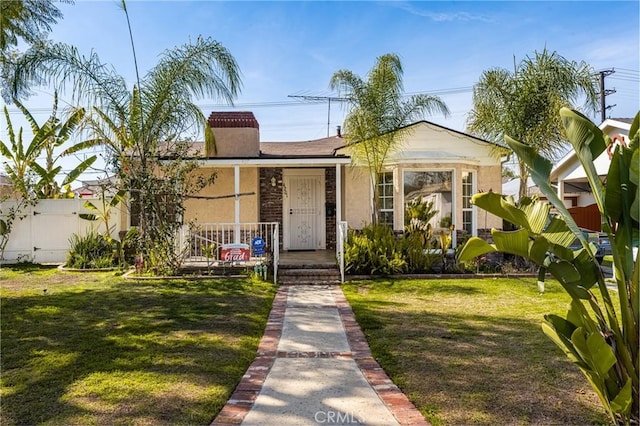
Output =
[
  {"x1": 549, "y1": 117, "x2": 632, "y2": 230},
  {"x1": 120, "y1": 111, "x2": 502, "y2": 269}
]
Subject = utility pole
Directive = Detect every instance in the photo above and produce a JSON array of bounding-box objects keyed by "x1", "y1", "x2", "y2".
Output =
[
  {"x1": 598, "y1": 69, "x2": 616, "y2": 122},
  {"x1": 288, "y1": 95, "x2": 348, "y2": 137}
]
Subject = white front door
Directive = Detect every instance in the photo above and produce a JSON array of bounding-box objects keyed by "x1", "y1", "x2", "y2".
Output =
[{"x1": 284, "y1": 170, "x2": 326, "y2": 250}]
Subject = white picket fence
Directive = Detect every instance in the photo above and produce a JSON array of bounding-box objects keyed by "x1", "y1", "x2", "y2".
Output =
[{"x1": 1, "y1": 199, "x2": 121, "y2": 264}]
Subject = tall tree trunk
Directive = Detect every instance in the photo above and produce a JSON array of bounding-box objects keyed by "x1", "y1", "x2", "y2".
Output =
[
  {"x1": 370, "y1": 171, "x2": 380, "y2": 225},
  {"x1": 518, "y1": 160, "x2": 529, "y2": 201}
]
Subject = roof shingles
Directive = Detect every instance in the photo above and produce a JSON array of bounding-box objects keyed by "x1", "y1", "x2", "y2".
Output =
[{"x1": 260, "y1": 136, "x2": 346, "y2": 157}]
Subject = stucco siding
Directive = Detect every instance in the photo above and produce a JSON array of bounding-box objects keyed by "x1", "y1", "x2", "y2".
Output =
[
  {"x1": 211, "y1": 128, "x2": 260, "y2": 157},
  {"x1": 184, "y1": 167, "x2": 259, "y2": 223},
  {"x1": 392, "y1": 123, "x2": 499, "y2": 166},
  {"x1": 343, "y1": 166, "x2": 371, "y2": 229},
  {"x1": 473, "y1": 164, "x2": 502, "y2": 230}
]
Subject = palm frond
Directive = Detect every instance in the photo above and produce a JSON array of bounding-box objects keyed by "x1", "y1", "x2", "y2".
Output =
[
  {"x1": 9, "y1": 41, "x2": 130, "y2": 114},
  {"x1": 141, "y1": 36, "x2": 241, "y2": 142}
]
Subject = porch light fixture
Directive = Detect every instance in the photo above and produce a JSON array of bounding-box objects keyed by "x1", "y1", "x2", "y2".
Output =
[{"x1": 270, "y1": 176, "x2": 277, "y2": 187}]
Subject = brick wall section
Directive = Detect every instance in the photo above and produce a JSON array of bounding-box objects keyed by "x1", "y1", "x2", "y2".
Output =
[
  {"x1": 260, "y1": 168, "x2": 284, "y2": 249},
  {"x1": 325, "y1": 167, "x2": 336, "y2": 250}
]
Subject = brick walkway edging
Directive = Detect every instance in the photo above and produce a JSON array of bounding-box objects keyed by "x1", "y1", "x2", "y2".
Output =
[
  {"x1": 331, "y1": 287, "x2": 428, "y2": 426},
  {"x1": 211, "y1": 285, "x2": 428, "y2": 425}
]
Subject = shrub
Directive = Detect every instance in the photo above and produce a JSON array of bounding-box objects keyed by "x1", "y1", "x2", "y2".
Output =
[
  {"x1": 401, "y1": 232, "x2": 437, "y2": 273},
  {"x1": 345, "y1": 224, "x2": 406, "y2": 275},
  {"x1": 66, "y1": 230, "x2": 115, "y2": 269}
]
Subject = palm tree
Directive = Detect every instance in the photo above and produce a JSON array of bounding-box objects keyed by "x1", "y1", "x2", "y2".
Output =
[
  {"x1": 466, "y1": 48, "x2": 599, "y2": 200},
  {"x1": 0, "y1": 0, "x2": 70, "y2": 52},
  {"x1": 330, "y1": 53, "x2": 450, "y2": 224},
  {"x1": 6, "y1": 35, "x2": 241, "y2": 273},
  {"x1": 1, "y1": 0, "x2": 73, "y2": 101}
]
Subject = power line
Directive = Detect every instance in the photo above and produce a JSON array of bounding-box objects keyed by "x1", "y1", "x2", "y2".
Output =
[{"x1": 3, "y1": 85, "x2": 476, "y2": 115}]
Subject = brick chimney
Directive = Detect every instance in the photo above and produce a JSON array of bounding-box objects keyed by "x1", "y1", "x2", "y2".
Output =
[{"x1": 207, "y1": 111, "x2": 260, "y2": 157}]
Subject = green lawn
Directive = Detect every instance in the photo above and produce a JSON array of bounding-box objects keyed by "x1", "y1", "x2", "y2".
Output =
[
  {"x1": 342, "y1": 278, "x2": 610, "y2": 426},
  {"x1": 0, "y1": 265, "x2": 276, "y2": 425}
]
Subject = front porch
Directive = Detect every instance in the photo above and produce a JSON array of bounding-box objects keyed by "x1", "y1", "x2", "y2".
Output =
[{"x1": 179, "y1": 222, "x2": 347, "y2": 284}]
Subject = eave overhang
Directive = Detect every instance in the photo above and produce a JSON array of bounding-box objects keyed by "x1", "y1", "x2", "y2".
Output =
[{"x1": 160, "y1": 155, "x2": 352, "y2": 168}]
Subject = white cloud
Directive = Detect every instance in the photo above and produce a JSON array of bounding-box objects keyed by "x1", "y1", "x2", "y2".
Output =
[{"x1": 394, "y1": 2, "x2": 493, "y2": 23}]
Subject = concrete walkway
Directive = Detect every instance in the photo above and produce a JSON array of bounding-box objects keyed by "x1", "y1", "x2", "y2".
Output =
[{"x1": 212, "y1": 285, "x2": 427, "y2": 425}]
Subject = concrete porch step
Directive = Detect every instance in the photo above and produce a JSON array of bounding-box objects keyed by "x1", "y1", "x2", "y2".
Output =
[
  {"x1": 279, "y1": 268, "x2": 340, "y2": 276},
  {"x1": 278, "y1": 267, "x2": 341, "y2": 285},
  {"x1": 278, "y1": 263, "x2": 338, "y2": 270},
  {"x1": 279, "y1": 279, "x2": 341, "y2": 286}
]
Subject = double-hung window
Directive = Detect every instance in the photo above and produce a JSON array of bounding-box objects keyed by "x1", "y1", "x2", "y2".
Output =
[
  {"x1": 377, "y1": 172, "x2": 394, "y2": 227},
  {"x1": 462, "y1": 171, "x2": 476, "y2": 235}
]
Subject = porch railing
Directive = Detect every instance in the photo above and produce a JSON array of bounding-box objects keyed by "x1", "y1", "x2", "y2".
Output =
[
  {"x1": 180, "y1": 222, "x2": 279, "y2": 279},
  {"x1": 337, "y1": 221, "x2": 348, "y2": 283},
  {"x1": 272, "y1": 225, "x2": 279, "y2": 284}
]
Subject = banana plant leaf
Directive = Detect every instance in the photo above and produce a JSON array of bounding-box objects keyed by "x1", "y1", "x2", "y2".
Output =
[
  {"x1": 471, "y1": 192, "x2": 531, "y2": 231},
  {"x1": 492, "y1": 228, "x2": 530, "y2": 258},
  {"x1": 456, "y1": 236, "x2": 496, "y2": 262},
  {"x1": 61, "y1": 156, "x2": 97, "y2": 187},
  {"x1": 518, "y1": 197, "x2": 550, "y2": 234},
  {"x1": 504, "y1": 134, "x2": 593, "y2": 257}
]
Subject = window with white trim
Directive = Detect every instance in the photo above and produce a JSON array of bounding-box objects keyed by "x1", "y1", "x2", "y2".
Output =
[
  {"x1": 377, "y1": 172, "x2": 394, "y2": 227},
  {"x1": 462, "y1": 171, "x2": 475, "y2": 235},
  {"x1": 404, "y1": 170, "x2": 453, "y2": 230}
]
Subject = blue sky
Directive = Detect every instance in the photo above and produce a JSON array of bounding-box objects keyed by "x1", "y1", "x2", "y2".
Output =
[{"x1": 3, "y1": 1, "x2": 639, "y2": 151}]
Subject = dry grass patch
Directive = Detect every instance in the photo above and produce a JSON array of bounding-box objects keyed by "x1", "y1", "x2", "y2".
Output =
[
  {"x1": 0, "y1": 265, "x2": 276, "y2": 425},
  {"x1": 343, "y1": 278, "x2": 610, "y2": 425}
]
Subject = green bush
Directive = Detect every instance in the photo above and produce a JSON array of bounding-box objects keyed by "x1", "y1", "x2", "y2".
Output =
[
  {"x1": 66, "y1": 230, "x2": 115, "y2": 269},
  {"x1": 345, "y1": 224, "x2": 406, "y2": 275},
  {"x1": 402, "y1": 232, "x2": 437, "y2": 273},
  {"x1": 346, "y1": 223, "x2": 447, "y2": 275}
]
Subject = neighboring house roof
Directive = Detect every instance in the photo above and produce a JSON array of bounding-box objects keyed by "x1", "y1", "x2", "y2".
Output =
[
  {"x1": 608, "y1": 117, "x2": 634, "y2": 125},
  {"x1": 550, "y1": 118, "x2": 632, "y2": 183},
  {"x1": 0, "y1": 174, "x2": 12, "y2": 197},
  {"x1": 0, "y1": 174, "x2": 10, "y2": 186},
  {"x1": 501, "y1": 177, "x2": 541, "y2": 201},
  {"x1": 73, "y1": 178, "x2": 118, "y2": 198}
]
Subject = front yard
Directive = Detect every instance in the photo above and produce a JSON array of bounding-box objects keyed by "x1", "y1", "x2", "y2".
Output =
[
  {"x1": 0, "y1": 265, "x2": 276, "y2": 425},
  {"x1": 342, "y1": 278, "x2": 609, "y2": 425},
  {"x1": 1, "y1": 266, "x2": 612, "y2": 425}
]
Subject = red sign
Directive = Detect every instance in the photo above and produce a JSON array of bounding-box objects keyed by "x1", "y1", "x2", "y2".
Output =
[{"x1": 221, "y1": 244, "x2": 250, "y2": 262}]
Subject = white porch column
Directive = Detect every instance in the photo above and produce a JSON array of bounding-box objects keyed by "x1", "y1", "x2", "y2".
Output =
[
  {"x1": 557, "y1": 177, "x2": 565, "y2": 207},
  {"x1": 234, "y1": 165, "x2": 240, "y2": 243},
  {"x1": 336, "y1": 163, "x2": 342, "y2": 240}
]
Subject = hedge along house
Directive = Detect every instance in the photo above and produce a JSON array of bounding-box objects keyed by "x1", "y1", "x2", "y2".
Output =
[{"x1": 121, "y1": 111, "x2": 502, "y2": 277}]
